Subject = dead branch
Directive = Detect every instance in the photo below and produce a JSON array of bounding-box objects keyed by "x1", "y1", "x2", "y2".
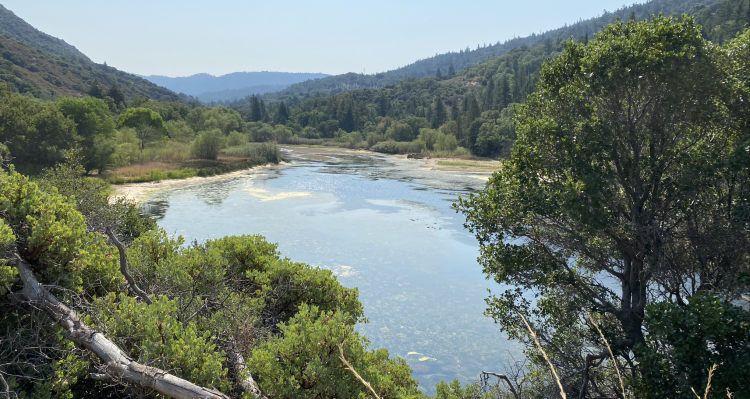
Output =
[
  {"x1": 691, "y1": 364, "x2": 717, "y2": 399},
  {"x1": 106, "y1": 227, "x2": 152, "y2": 305},
  {"x1": 583, "y1": 308, "x2": 626, "y2": 398},
  {"x1": 11, "y1": 252, "x2": 228, "y2": 399},
  {"x1": 481, "y1": 371, "x2": 520, "y2": 399},
  {"x1": 226, "y1": 338, "x2": 265, "y2": 398},
  {"x1": 518, "y1": 312, "x2": 567, "y2": 399},
  {"x1": 337, "y1": 342, "x2": 381, "y2": 399}
]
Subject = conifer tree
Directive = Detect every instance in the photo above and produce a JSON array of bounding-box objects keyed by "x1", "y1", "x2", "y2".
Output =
[
  {"x1": 106, "y1": 84, "x2": 125, "y2": 105},
  {"x1": 448, "y1": 63, "x2": 456, "y2": 76},
  {"x1": 485, "y1": 77, "x2": 495, "y2": 110},
  {"x1": 436, "y1": 68, "x2": 443, "y2": 79},
  {"x1": 88, "y1": 79, "x2": 103, "y2": 99},
  {"x1": 432, "y1": 95, "x2": 447, "y2": 128},
  {"x1": 260, "y1": 99, "x2": 269, "y2": 122},
  {"x1": 498, "y1": 74, "x2": 511, "y2": 109},
  {"x1": 250, "y1": 95, "x2": 263, "y2": 122},
  {"x1": 275, "y1": 101, "x2": 289, "y2": 124}
]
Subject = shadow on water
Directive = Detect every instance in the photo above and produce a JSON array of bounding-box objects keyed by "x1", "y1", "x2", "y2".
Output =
[{"x1": 140, "y1": 152, "x2": 516, "y2": 394}]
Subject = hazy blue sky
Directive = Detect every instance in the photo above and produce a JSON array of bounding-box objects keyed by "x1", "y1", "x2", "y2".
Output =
[{"x1": 3, "y1": 0, "x2": 634, "y2": 77}]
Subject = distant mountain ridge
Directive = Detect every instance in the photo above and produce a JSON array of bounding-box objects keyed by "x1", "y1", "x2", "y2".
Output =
[
  {"x1": 253, "y1": 0, "x2": 724, "y2": 103},
  {"x1": 0, "y1": 4, "x2": 90, "y2": 61},
  {"x1": 141, "y1": 71, "x2": 330, "y2": 101}
]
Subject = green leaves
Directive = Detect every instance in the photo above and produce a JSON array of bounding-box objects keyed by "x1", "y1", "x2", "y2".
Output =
[{"x1": 249, "y1": 304, "x2": 420, "y2": 399}]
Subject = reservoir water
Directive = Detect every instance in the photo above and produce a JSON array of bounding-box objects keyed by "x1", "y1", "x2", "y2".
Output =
[{"x1": 141, "y1": 149, "x2": 521, "y2": 394}]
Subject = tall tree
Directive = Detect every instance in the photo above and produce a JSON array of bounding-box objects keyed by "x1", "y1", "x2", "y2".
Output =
[
  {"x1": 57, "y1": 97, "x2": 117, "y2": 172},
  {"x1": 106, "y1": 84, "x2": 125, "y2": 105},
  {"x1": 250, "y1": 95, "x2": 263, "y2": 122},
  {"x1": 432, "y1": 95, "x2": 447, "y2": 128},
  {"x1": 87, "y1": 79, "x2": 104, "y2": 99},
  {"x1": 457, "y1": 16, "x2": 748, "y2": 389},
  {"x1": 117, "y1": 107, "x2": 169, "y2": 152},
  {"x1": 274, "y1": 101, "x2": 289, "y2": 125}
]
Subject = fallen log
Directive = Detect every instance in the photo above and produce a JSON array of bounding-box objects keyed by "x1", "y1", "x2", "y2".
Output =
[{"x1": 12, "y1": 252, "x2": 230, "y2": 399}]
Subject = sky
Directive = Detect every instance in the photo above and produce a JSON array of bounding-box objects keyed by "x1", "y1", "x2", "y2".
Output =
[{"x1": 3, "y1": 0, "x2": 635, "y2": 78}]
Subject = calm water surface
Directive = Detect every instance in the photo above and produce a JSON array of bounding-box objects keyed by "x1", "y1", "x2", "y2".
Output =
[{"x1": 141, "y1": 150, "x2": 521, "y2": 393}]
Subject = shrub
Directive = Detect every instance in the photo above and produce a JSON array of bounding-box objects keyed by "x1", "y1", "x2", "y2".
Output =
[
  {"x1": 370, "y1": 139, "x2": 426, "y2": 154},
  {"x1": 226, "y1": 131, "x2": 248, "y2": 147},
  {"x1": 191, "y1": 129, "x2": 224, "y2": 160}
]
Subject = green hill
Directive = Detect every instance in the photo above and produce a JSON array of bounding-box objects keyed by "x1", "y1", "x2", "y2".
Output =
[
  {"x1": 0, "y1": 4, "x2": 90, "y2": 61},
  {"x1": 0, "y1": 4, "x2": 187, "y2": 103},
  {"x1": 0, "y1": 34, "x2": 185, "y2": 102}
]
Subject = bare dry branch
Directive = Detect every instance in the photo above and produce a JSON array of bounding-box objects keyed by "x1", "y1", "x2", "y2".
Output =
[
  {"x1": 517, "y1": 312, "x2": 567, "y2": 399},
  {"x1": 106, "y1": 227, "x2": 152, "y2": 305},
  {"x1": 690, "y1": 364, "x2": 717, "y2": 399},
  {"x1": 481, "y1": 371, "x2": 520, "y2": 399},
  {"x1": 12, "y1": 252, "x2": 229, "y2": 399},
  {"x1": 337, "y1": 342, "x2": 381, "y2": 399},
  {"x1": 582, "y1": 308, "x2": 626, "y2": 398},
  {"x1": 226, "y1": 338, "x2": 265, "y2": 398}
]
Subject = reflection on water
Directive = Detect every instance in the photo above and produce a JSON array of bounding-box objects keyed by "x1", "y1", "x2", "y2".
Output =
[{"x1": 142, "y1": 153, "x2": 521, "y2": 394}]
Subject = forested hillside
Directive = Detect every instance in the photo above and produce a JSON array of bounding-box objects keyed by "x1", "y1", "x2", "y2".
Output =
[
  {"x1": 237, "y1": 0, "x2": 725, "y2": 103},
  {"x1": 0, "y1": 4, "x2": 90, "y2": 61},
  {"x1": 0, "y1": 35, "x2": 185, "y2": 102},
  {"x1": 225, "y1": 0, "x2": 750, "y2": 161},
  {"x1": 0, "y1": 4, "x2": 188, "y2": 103}
]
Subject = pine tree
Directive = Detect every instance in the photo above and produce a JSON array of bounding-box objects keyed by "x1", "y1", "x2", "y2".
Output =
[
  {"x1": 88, "y1": 79, "x2": 103, "y2": 99},
  {"x1": 260, "y1": 100, "x2": 269, "y2": 122},
  {"x1": 250, "y1": 95, "x2": 263, "y2": 122},
  {"x1": 377, "y1": 92, "x2": 389, "y2": 117},
  {"x1": 485, "y1": 77, "x2": 495, "y2": 110},
  {"x1": 499, "y1": 74, "x2": 511, "y2": 109},
  {"x1": 436, "y1": 68, "x2": 443, "y2": 79},
  {"x1": 275, "y1": 101, "x2": 289, "y2": 124},
  {"x1": 340, "y1": 103, "x2": 355, "y2": 132},
  {"x1": 432, "y1": 96, "x2": 447, "y2": 128},
  {"x1": 106, "y1": 84, "x2": 125, "y2": 105}
]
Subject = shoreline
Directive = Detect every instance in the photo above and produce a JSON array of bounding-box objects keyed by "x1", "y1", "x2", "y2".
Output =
[
  {"x1": 110, "y1": 163, "x2": 280, "y2": 204},
  {"x1": 111, "y1": 146, "x2": 498, "y2": 204},
  {"x1": 280, "y1": 145, "x2": 500, "y2": 174}
]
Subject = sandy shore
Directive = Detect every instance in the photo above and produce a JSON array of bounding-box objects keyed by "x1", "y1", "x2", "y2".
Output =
[
  {"x1": 111, "y1": 147, "x2": 498, "y2": 204},
  {"x1": 110, "y1": 163, "x2": 279, "y2": 204}
]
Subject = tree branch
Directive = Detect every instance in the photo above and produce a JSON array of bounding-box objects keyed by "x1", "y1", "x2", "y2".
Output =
[
  {"x1": 226, "y1": 338, "x2": 265, "y2": 398},
  {"x1": 106, "y1": 227, "x2": 152, "y2": 305},
  {"x1": 481, "y1": 371, "x2": 520, "y2": 399},
  {"x1": 11, "y1": 252, "x2": 229, "y2": 399},
  {"x1": 338, "y1": 342, "x2": 381, "y2": 399},
  {"x1": 518, "y1": 312, "x2": 567, "y2": 399}
]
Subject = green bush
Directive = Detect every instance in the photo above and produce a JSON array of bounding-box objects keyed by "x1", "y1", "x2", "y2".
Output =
[
  {"x1": 190, "y1": 129, "x2": 225, "y2": 160},
  {"x1": 370, "y1": 139, "x2": 426, "y2": 154},
  {"x1": 224, "y1": 142, "x2": 281, "y2": 163},
  {"x1": 227, "y1": 131, "x2": 248, "y2": 147}
]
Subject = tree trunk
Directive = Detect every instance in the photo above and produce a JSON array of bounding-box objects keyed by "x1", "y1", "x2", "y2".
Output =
[{"x1": 11, "y1": 253, "x2": 231, "y2": 399}]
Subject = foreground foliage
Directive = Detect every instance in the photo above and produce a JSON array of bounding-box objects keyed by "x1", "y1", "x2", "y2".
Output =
[{"x1": 0, "y1": 167, "x2": 423, "y2": 398}]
